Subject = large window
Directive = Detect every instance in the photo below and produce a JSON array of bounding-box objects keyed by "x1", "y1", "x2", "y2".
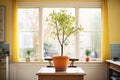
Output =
[{"x1": 18, "y1": 3, "x2": 102, "y2": 61}]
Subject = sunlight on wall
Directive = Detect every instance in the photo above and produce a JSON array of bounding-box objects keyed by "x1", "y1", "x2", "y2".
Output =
[{"x1": 108, "y1": 0, "x2": 120, "y2": 44}]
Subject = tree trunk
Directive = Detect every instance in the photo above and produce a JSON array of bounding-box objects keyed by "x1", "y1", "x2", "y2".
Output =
[{"x1": 61, "y1": 44, "x2": 63, "y2": 56}]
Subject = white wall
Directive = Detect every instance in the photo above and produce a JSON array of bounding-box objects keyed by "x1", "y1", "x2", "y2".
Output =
[{"x1": 10, "y1": 62, "x2": 107, "y2": 80}]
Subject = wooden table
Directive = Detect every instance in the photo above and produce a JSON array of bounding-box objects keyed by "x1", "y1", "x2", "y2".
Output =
[{"x1": 36, "y1": 67, "x2": 86, "y2": 80}]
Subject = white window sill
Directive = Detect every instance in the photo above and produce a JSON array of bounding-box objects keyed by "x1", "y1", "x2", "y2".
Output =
[{"x1": 16, "y1": 59, "x2": 103, "y2": 63}]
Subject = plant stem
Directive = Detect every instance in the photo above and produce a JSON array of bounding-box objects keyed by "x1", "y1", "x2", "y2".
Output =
[
  {"x1": 61, "y1": 44, "x2": 63, "y2": 56},
  {"x1": 55, "y1": 21, "x2": 62, "y2": 46},
  {"x1": 55, "y1": 20, "x2": 63, "y2": 56},
  {"x1": 61, "y1": 24, "x2": 65, "y2": 56},
  {"x1": 63, "y1": 28, "x2": 79, "y2": 43}
]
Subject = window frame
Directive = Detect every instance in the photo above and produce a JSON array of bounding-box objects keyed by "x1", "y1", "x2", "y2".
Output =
[{"x1": 17, "y1": 2, "x2": 102, "y2": 61}]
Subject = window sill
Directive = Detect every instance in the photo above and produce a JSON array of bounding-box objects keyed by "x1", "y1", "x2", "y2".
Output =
[
  {"x1": 15, "y1": 60, "x2": 103, "y2": 63},
  {"x1": 18, "y1": 58, "x2": 102, "y2": 63}
]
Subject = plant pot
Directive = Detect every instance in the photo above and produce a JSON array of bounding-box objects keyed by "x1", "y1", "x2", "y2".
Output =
[
  {"x1": 25, "y1": 57, "x2": 30, "y2": 62},
  {"x1": 53, "y1": 56, "x2": 69, "y2": 71},
  {"x1": 85, "y1": 57, "x2": 90, "y2": 62}
]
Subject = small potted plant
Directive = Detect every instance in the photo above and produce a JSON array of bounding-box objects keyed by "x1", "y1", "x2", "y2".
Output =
[
  {"x1": 85, "y1": 49, "x2": 91, "y2": 62},
  {"x1": 25, "y1": 49, "x2": 32, "y2": 62},
  {"x1": 46, "y1": 9, "x2": 83, "y2": 71}
]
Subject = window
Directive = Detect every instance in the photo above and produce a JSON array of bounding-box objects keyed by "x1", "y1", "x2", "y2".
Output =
[
  {"x1": 18, "y1": 8, "x2": 40, "y2": 60},
  {"x1": 79, "y1": 8, "x2": 102, "y2": 60},
  {"x1": 18, "y1": 2, "x2": 102, "y2": 61}
]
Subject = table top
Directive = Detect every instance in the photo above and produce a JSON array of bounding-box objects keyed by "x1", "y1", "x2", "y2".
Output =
[{"x1": 36, "y1": 67, "x2": 86, "y2": 75}]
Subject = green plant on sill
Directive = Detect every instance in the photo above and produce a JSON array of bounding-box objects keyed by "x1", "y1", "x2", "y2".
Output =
[
  {"x1": 25, "y1": 49, "x2": 32, "y2": 57},
  {"x1": 85, "y1": 49, "x2": 91, "y2": 57},
  {"x1": 46, "y1": 9, "x2": 84, "y2": 56}
]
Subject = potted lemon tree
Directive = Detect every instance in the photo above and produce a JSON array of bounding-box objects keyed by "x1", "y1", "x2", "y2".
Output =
[{"x1": 46, "y1": 9, "x2": 83, "y2": 71}]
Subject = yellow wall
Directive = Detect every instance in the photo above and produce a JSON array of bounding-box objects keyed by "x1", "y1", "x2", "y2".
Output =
[
  {"x1": 0, "y1": 0, "x2": 11, "y2": 43},
  {"x1": 108, "y1": 0, "x2": 120, "y2": 44},
  {"x1": 0, "y1": 0, "x2": 120, "y2": 44}
]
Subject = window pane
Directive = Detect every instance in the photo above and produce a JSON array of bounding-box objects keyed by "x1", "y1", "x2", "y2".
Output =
[
  {"x1": 19, "y1": 32, "x2": 39, "y2": 58},
  {"x1": 18, "y1": 8, "x2": 39, "y2": 31},
  {"x1": 18, "y1": 8, "x2": 39, "y2": 59},
  {"x1": 42, "y1": 8, "x2": 76, "y2": 58},
  {"x1": 79, "y1": 8, "x2": 102, "y2": 59},
  {"x1": 79, "y1": 8, "x2": 101, "y2": 31}
]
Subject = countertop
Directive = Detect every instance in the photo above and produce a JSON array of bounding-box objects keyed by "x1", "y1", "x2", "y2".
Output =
[{"x1": 106, "y1": 60, "x2": 120, "y2": 66}]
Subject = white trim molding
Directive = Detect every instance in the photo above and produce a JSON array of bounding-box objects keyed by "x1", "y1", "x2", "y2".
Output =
[{"x1": 18, "y1": 2, "x2": 102, "y2": 8}]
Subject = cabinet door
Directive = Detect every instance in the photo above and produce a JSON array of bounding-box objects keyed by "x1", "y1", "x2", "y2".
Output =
[
  {"x1": 0, "y1": 69, "x2": 6, "y2": 80},
  {"x1": 109, "y1": 64, "x2": 120, "y2": 80}
]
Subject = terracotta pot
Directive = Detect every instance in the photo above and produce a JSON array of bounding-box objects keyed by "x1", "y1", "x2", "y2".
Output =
[
  {"x1": 53, "y1": 56, "x2": 69, "y2": 71},
  {"x1": 26, "y1": 57, "x2": 30, "y2": 62},
  {"x1": 85, "y1": 57, "x2": 90, "y2": 62}
]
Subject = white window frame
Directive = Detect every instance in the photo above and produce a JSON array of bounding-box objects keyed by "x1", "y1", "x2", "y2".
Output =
[{"x1": 18, "y1": 2, "x2": 102, "y2": 61}]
